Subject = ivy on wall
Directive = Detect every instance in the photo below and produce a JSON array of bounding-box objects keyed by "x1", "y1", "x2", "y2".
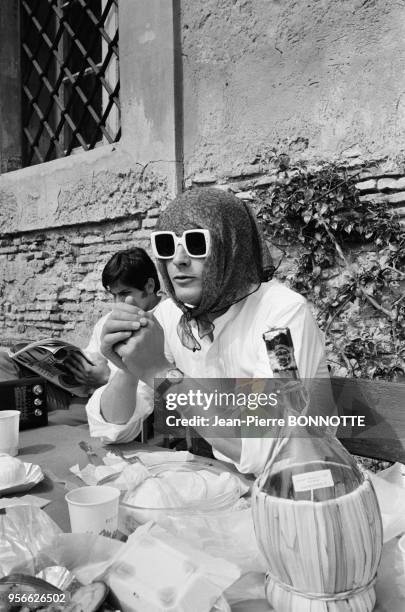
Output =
[{"x1": 256, "y1": 162, "x2": 405, "y2": 381}]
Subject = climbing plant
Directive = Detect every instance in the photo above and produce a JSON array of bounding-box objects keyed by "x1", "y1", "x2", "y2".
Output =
[{"x1": 256, "y1": 162, "x2": 405, "y2": 381}]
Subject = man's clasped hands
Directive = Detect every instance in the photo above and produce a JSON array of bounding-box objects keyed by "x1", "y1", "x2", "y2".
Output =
[{"x1": 100, "y1": 296, "x2": 169, "y2": 386}]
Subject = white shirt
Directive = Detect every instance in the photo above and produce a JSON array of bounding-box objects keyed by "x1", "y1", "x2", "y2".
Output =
[
  {"x1": 84, "y1": 312, "x2": 114, "y2": 364},
  {"x1": 85, "y1": 313, "x2": 154, "y2": 444},
  {"x1": 86, "y1": 280, "x2": 330, "y2": 473}
]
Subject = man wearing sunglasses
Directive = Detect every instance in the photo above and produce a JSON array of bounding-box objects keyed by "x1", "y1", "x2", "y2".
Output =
[
  {"x1": 150, "y1": 229, "x2": 209, "y2": 311},
  {"x1": 97, "y1": 189, "x2": 332, "y2": 475}
]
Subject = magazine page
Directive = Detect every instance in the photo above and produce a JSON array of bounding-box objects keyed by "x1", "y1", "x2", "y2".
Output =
[
  {"x1": 10, "y1": 338, "x2": 93, "y2": 361},
  {"x1": 9, "y1": 339, "x2": 92, "y2": 397}
]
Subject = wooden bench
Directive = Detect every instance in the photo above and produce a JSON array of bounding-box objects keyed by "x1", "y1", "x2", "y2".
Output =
[
  {"x1": 68, "y1": 377, "x2": 404, "y2": 464},
  {"x1": 152, "y1": 377, "x2": 405, "y2": 463},
  {"x1": 332, "y1": 377, "x2": 405, "y2": 463}
]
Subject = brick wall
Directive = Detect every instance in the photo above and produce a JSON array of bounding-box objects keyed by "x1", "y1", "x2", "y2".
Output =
[
  {"x1": 0, "y1": 206, "x2": 161, "y2": 347},
  {"x1": 186, "y1": 157, "x2": 405, "y2": 224}
]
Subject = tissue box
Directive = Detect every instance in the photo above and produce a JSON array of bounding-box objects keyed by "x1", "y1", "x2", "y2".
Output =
[{"x1": 107, "y1": 526, "x2": 239, "y2": 612}]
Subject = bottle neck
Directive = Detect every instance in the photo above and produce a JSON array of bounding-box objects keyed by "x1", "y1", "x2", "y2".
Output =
[
  {"x1": 272, "y1": 368, "x2": 299, "y2": 380},
  {"x1": 263, "y1": 328, "x2": 306, "y2": 414}
]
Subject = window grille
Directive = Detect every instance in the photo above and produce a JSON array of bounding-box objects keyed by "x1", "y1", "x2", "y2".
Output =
[{"x1": 20, "y1": 0, "x2": 120, "y2": 167}]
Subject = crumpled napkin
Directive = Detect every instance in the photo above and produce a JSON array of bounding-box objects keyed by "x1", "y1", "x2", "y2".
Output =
[
  {"x1": 70, "y1": 453, "x2": 149, "y2": 490},
  {"x1": 133, "y1": 450, "x2": 194, "y2": 465},
  {"x1": 69, "y1": 450, "x2": 201, "y2": 490},
  {"x1": 0, "y1": 495, "x2": 50, "y2": 509}
]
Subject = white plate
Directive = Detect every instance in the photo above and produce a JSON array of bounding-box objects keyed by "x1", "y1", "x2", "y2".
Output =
[{"x1": 0, "y1": 462, "x2": 44, "y2": 496}]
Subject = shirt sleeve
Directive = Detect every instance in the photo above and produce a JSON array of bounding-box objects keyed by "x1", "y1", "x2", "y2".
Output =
[
  {"x1": 153, "y1": 302, "x2": 175, "y2": 365},
  {"x1": 287, "y1": 302, "x2": 329, "y2": 379},
  {"x1": 85, "y1": 374, "x2": 154, "y2": 444},
  {"x1": 84, "y1": 315, "x2": 107, "y2": 355},
  {"x1": 212, "y1": 440, "x2": 276, "y2": 477}
]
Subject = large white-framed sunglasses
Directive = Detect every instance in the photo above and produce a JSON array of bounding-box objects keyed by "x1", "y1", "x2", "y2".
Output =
[{"x1": 151, "y1": 229, "x2": 211, "y2": 259}]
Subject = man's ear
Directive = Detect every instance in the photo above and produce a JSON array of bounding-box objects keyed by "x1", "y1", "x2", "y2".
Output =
[{"x1": 144, "y1": 277, "x2": 155, "y2": 294}]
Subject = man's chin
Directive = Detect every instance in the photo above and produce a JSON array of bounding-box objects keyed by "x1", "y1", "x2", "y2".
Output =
[{"x1": 175, "y1": 292, "x2": 201, "y2": 308}]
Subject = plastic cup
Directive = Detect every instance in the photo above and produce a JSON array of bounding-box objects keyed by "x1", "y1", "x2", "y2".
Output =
[
  {"x1": 0, "y1": 410, "x2": 20, "y2": 456},
  {"x1": 398, "y1": 534, "x2": 405, "y2": 573},
  {"x1": 65, "y1": 485, "x2": 120, "y2": 537}
]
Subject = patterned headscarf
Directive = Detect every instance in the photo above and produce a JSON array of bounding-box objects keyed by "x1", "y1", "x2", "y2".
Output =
[{"x1": 156, "y1": 188, "x2": 274, "y2": 351}]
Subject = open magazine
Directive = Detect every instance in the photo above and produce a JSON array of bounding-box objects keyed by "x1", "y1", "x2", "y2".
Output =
[{"x1": 8, "y1": 338, "x2": 94, "y2": 397}]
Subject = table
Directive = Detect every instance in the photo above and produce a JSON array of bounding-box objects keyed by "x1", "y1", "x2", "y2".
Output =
[
  {"x1": 17, "y1": 411, "x2": 154, "y2": 530},
  {"x1": 17, "y1": 410, "x2": 249, "y2": 532},
  {"x1": 12, "y1": 413, "x2": 405, "y2": 611},
  {"x1": 19, "y1": 423, "x2": 96, "y2": 530}
]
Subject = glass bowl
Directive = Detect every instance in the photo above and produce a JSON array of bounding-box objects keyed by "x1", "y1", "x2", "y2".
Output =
[{"x1": 119, "y1": 460, "x2": 245, "y2": 534}]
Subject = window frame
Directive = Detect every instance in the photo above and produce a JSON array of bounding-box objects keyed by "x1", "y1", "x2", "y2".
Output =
[{"x1": 20, "y1": 0, "x2": 120, "y2": 167}]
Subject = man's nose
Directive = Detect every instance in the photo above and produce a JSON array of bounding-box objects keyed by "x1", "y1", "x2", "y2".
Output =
[{"x1": 172, "y1": 244, "x2": 190, "y2": 266}]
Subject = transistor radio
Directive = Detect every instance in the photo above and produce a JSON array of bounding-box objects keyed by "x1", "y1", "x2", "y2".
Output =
[{"x1": 0, "y1": 377, "x2": 48, "y2": 429}]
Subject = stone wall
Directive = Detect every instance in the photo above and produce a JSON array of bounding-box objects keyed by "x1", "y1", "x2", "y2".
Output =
[
  {"x1": 0, "y1": 206, "x2": 161, "y2": 347},
  {"x1": 185, "y1": 154, "x2": 405, "y2": 225}
]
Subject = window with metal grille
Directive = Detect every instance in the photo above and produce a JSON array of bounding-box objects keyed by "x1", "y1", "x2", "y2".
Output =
[{"x1": 20, "y1": 0, "x2": 120, "y2": 167}]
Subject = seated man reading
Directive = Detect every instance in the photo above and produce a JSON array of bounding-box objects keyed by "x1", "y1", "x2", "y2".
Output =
[{"x1": 0, "y1": 247, "x2": 162, "y2": 415}]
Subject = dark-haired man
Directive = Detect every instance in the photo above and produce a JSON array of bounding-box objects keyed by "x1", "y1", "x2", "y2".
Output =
[
  {"x1": 85, "y1": 247, "x2": 163, "y2": 442},
  {"x1": 0, "y1": 247, "x2": 162, "y2": 414},
  {"x1": 102, "y1": 247, "x2": 162, "y2": 309},
  {"x1": 70, "y1": 247, "x2": 162, "y2": 388}
]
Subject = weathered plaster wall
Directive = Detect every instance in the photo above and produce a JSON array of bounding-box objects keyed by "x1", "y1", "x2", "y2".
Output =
[
  {"x1": 0, "y1": 150, "x2": 171, "y2": 234},
  {"x1": 182, "y1": 0, "x2": 405, "y2": 178}
]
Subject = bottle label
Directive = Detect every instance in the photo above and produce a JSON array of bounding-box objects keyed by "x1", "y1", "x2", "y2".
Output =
[
  {"x1": 263, "y1": 328, "x2": 298, "y2": 372},
  {"x1": 292, "y1": 469, "x2": 334, "y2": 492},
  {"x1": 272, "y1": 344, "x2": 293, "y2": 369}
]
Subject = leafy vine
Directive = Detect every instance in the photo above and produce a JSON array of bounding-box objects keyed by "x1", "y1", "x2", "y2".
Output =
[{"x1": 255, "y1": 162, "x2": 405, "y2": 381}]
